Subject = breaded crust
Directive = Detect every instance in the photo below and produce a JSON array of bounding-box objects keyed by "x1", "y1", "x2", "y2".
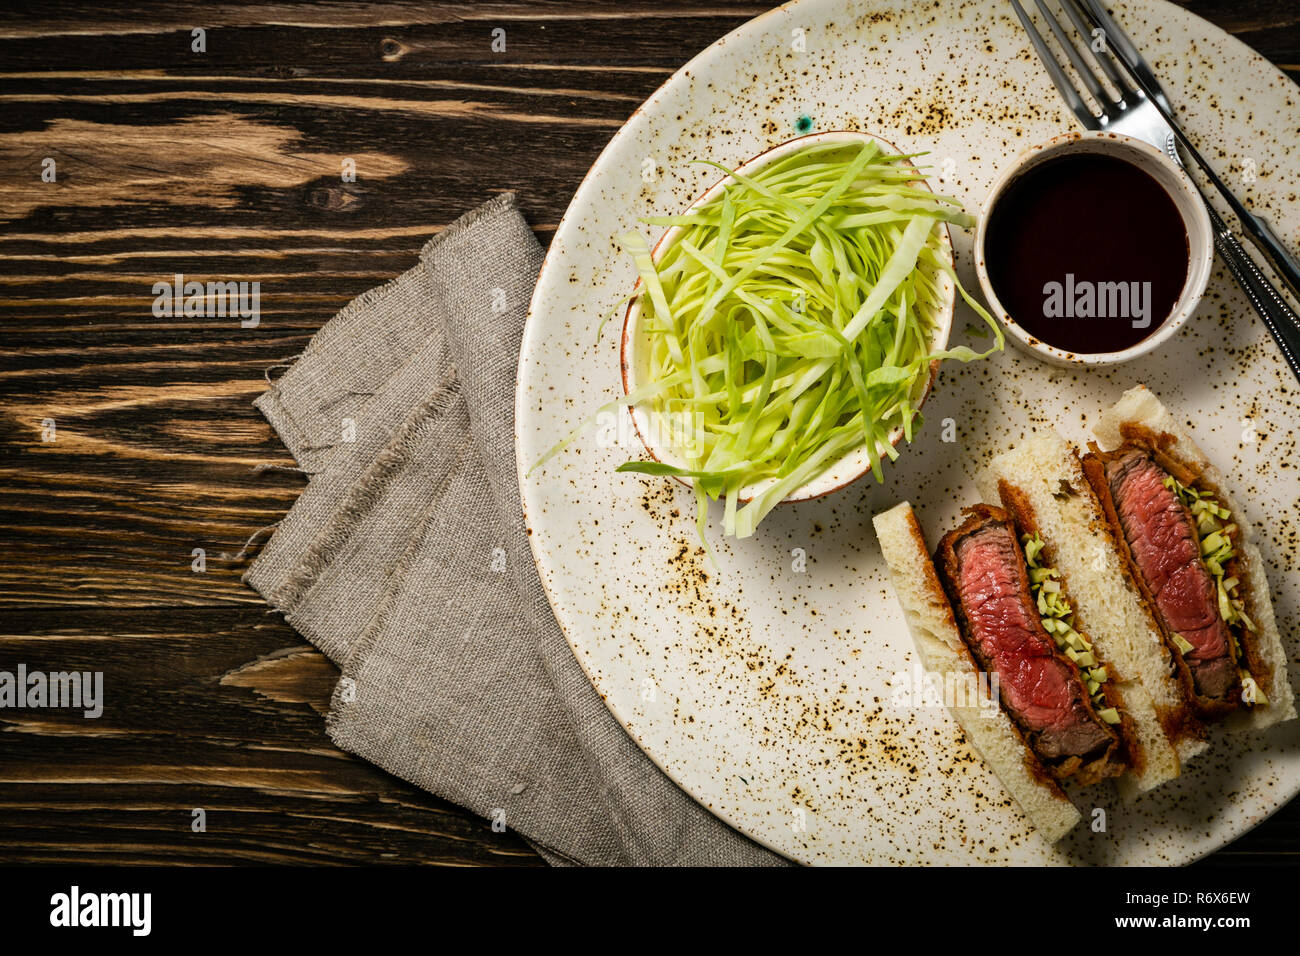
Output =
[
  {"x1": 872, "y1": 502, "x2": 1082, "y2": 843},
  {"x1": 1094, "y1": 385, "x2": 1295, "y2": 732}
]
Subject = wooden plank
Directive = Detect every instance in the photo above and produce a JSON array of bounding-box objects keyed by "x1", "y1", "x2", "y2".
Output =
[
  {"x1": 0, "y1": 0, "x2": 1297, "y2": 866},
  {"x1": 0, "y1": 606, "x2": 543, "y2": 864}
]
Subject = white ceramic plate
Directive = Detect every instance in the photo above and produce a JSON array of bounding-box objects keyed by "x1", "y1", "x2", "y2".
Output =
[{"x1": 516, "y1": 0, "x2": 1300, "y2": 865}]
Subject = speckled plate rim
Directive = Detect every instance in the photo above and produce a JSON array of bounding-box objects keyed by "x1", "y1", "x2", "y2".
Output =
[
  {"x1": 516, "y1": 1, "x2": 806, "y2": 864},
  {"x1": 515, "y1": 0, "x2": 1300, "y2": 865}
]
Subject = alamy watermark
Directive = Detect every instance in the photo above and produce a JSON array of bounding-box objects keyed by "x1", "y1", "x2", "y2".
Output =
[
  {"x1": 152, "y1": 272, "x2": 260, "y2": 328},
  {"x1": 1042, "y1": 274, "x2": 1153, "y2": 329},
  {"x1": 0, "y1": 664, "x2": 103, "y2": 718},
  {"x1": 597, "y1": 408, "x2": 704, "y2": 458},
  {"x1": 888, "y1": 662, "x2": 1000, "y2": 717},
  {"x1": 50, "y1": 886, "x2": 150, "y2": 936}
]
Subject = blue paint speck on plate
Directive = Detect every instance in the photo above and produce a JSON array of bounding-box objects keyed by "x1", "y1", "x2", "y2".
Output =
[{"x1": 796, "y1": 115, "x2": 813, "y2": 133}]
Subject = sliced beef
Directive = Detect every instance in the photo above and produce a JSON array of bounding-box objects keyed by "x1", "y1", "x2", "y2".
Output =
[
  {"x1": 935, "y1": 506, "x2": 1119, "y2": 780},
  {"x1": 1105, "y1": 451, "x2": 1239, "y2": 702}
]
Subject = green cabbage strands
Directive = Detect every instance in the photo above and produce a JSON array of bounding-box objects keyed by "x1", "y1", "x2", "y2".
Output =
[{"x1": 620, "y1": 140, "x2": 1003, "y2": 538}]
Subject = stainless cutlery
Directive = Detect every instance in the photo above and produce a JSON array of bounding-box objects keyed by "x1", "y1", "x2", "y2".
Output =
[{"x1": 1012, "y1": 0, "x2": 1300, "y2": 380}]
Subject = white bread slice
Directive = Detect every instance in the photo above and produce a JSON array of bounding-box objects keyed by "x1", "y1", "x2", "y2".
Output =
[
  {"x1": 1095, "y1": 384, "x2": 1296, "y2": 731},
  {"x1": 976, "y1": 432, "x2": 1198, "y2": 794},
  {"x1": 872, "y1": 502, "x2": 1082, "y2": 843}
]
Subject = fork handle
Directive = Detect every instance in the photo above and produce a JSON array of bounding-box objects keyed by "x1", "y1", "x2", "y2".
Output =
[
  {"x1": 1172, "y1": 143, "x2": 1300, "y2": 303},
  {"x1": 1210, "y1": 211, "x2": 1300, "y2": 382},
  {"x1": 1246, "y1": 213, "x2": 1300, "y2": 303},
  {"x1": 1185, "y1": 154, "x2": 1300, "y2": 302}
]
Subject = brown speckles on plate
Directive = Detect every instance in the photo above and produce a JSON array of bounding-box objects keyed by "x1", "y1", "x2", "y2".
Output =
[{"x1": 515, "y1": 0, "x2": 1300, "y2": 865}]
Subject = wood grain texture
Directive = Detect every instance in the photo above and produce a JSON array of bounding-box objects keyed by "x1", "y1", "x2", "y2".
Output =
[{"x1": 0, "y1": 0, "x2": 1296, "y2": 866}]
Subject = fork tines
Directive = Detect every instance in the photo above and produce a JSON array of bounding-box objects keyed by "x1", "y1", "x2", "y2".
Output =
[{"x1": 1010, "y1": 0, "x2": 1141, "y2": 128}]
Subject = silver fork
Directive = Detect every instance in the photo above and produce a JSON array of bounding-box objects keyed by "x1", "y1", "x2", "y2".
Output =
[{"x1": 1011, "y1": 0, "x2": 1300, "y2": 381}]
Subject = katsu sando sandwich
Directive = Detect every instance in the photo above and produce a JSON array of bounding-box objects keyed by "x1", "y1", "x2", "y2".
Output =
[
  {"x1": 873, "y1": 386, "x2": 1294, "y2": 840},
  {"x1": 932, "y1": 504, "x2": 1132, "y2": 785},
  {"x1": 873, "y1": 502, "x2": 1086, "y2": 842},
  {"x1": 1080, "y1": 385, "x2": 1295, "y2": 731},
  {"x1": 976, "y1": 432, "x2": 1196, "y2": 795},
  {"x1": 874, "y1": 498, "x2": 1173, "y2": 840}
]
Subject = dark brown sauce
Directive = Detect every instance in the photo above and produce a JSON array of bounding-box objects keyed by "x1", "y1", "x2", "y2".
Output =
[{"x1": 984, "y1": 153, "x2": 1189, "y2": 354}]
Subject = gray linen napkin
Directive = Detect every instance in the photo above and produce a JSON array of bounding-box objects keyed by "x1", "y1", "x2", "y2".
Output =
[{"x1": 244, "y1": 192, "x2": 787, "y2": 866}]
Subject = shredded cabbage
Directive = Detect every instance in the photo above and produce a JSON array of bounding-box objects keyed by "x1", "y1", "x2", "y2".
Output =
[
  {"x1": 1022, "y1": 532, "x2": 1118, "y2": 721},
  {"x1": 1161, "y1": 473, "x2": 1266, "y2": 706},
  {"x1": 615, "y1": 140, "x2": 1003, "y2": 538}
]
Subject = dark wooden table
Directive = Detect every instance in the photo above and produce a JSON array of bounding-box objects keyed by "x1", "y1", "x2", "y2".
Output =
[{"x1": 1, "y1": 1, "x2": 1296, "y2": 866}]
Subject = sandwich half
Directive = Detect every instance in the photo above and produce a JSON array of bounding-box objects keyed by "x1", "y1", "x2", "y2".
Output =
[
  {"x1": 1082, "y1": 385, "x2": 1295, "y2": 732},
  {"x1": 976, "y1": 432, "x2": 1197, "y2": 795},
  {"x1": 875, "y1": 501, "x2": 1098, "y2": 843}
]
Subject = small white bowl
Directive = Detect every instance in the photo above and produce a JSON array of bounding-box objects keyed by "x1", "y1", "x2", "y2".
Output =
[
  {"x1": 619, "y1": 130, "x2": 957, "y2": 504},
  {"x1": 973, "y1": 131, "x2": 1213, "y2": 367}
]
